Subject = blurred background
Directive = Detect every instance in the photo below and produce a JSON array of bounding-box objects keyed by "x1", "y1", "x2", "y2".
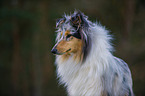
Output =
[{"x1": 0, "y1": 0, "x2": 145, "y2": 96}]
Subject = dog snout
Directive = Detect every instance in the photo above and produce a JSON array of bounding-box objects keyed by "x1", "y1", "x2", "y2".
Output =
[{"x1": 51, "y1": 48, "x2": 58, "y2": 54}]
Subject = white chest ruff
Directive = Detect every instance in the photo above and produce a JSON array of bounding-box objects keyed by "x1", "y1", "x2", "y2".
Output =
[{"x1": 56, "y1": 54, "x2": 105, "y2": 96}]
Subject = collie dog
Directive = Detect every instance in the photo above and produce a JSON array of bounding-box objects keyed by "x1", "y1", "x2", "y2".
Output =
[{"x1": 51, "y1": 11, "x2": 134, "y2": 96}]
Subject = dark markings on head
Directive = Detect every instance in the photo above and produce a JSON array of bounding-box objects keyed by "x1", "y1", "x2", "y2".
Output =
[
  {"x1": 55, "y1": 11, "x2": 91, "y2": 62},
  {"x1": 70, "y1": 11, "x2": 89, "y2": 30}
]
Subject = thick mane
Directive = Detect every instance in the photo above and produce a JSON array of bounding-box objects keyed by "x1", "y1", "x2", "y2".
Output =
[{"x1": 54, "y1": 11, "x2": 134, "y2": 96}]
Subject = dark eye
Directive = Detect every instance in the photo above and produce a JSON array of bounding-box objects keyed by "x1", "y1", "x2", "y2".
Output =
[
  {"x1": 66, "y1": 34, "x2": 73, "y2": 41},
  {"x1": 66, "y1": 34, "x2": 72, "y2": 39}
]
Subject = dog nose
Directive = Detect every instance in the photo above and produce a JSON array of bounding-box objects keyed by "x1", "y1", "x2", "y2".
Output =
[{"x1": 51, "y1": 48, "x2": 57, "y2": 54}]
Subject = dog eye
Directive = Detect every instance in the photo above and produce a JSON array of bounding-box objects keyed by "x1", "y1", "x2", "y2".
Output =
[
  {"x1": 66, "y1": 35, "x2": 73, "y2": 41},
  {"x1": 66, "y1": 34, "x2": 71, "y2": 38}
]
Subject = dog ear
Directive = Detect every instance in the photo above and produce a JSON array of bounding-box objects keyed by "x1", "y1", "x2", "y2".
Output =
[
  {"x1": 71, "y1": 11, "x2": 89, "y2": 29},
  {"x1": 71, "y1": 14, "x2": 81, "y2": 27},
  {"x1": 56, "y1": 18, "x2": 65, "y2": 28},
  {"x1": 70, "y1": 11, "x2": 89, "y2": 42},
  {"x1": 70, "y1": 12, "x2": 82, "y2": 29}
]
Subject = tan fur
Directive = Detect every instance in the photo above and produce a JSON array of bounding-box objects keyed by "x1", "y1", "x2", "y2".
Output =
[
  {"x1": 56, "y1": 37, "x2": 83, "y2": 53},
  {"x1": 56, "y1": 31, "x2": 83, "y2": 62}
]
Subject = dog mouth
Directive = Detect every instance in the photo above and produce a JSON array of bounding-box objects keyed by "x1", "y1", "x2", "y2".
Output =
[{"x1": 56, "y1": 48, "x2": 71, "y2": 55}]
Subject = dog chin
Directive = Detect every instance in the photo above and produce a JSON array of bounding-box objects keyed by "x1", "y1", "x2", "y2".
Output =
[{"x1": 55, "y1": 48, "x2": 72, "y2": 55}]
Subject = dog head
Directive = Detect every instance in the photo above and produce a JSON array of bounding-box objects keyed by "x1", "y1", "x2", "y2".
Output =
[{"x1": 51, "y1": 11, "x2": 90, "y2": 61}]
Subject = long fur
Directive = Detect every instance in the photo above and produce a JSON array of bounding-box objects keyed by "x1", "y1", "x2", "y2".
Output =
[{"x1": 53, "y1": 11, "x2": 134, "y2": 96}]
